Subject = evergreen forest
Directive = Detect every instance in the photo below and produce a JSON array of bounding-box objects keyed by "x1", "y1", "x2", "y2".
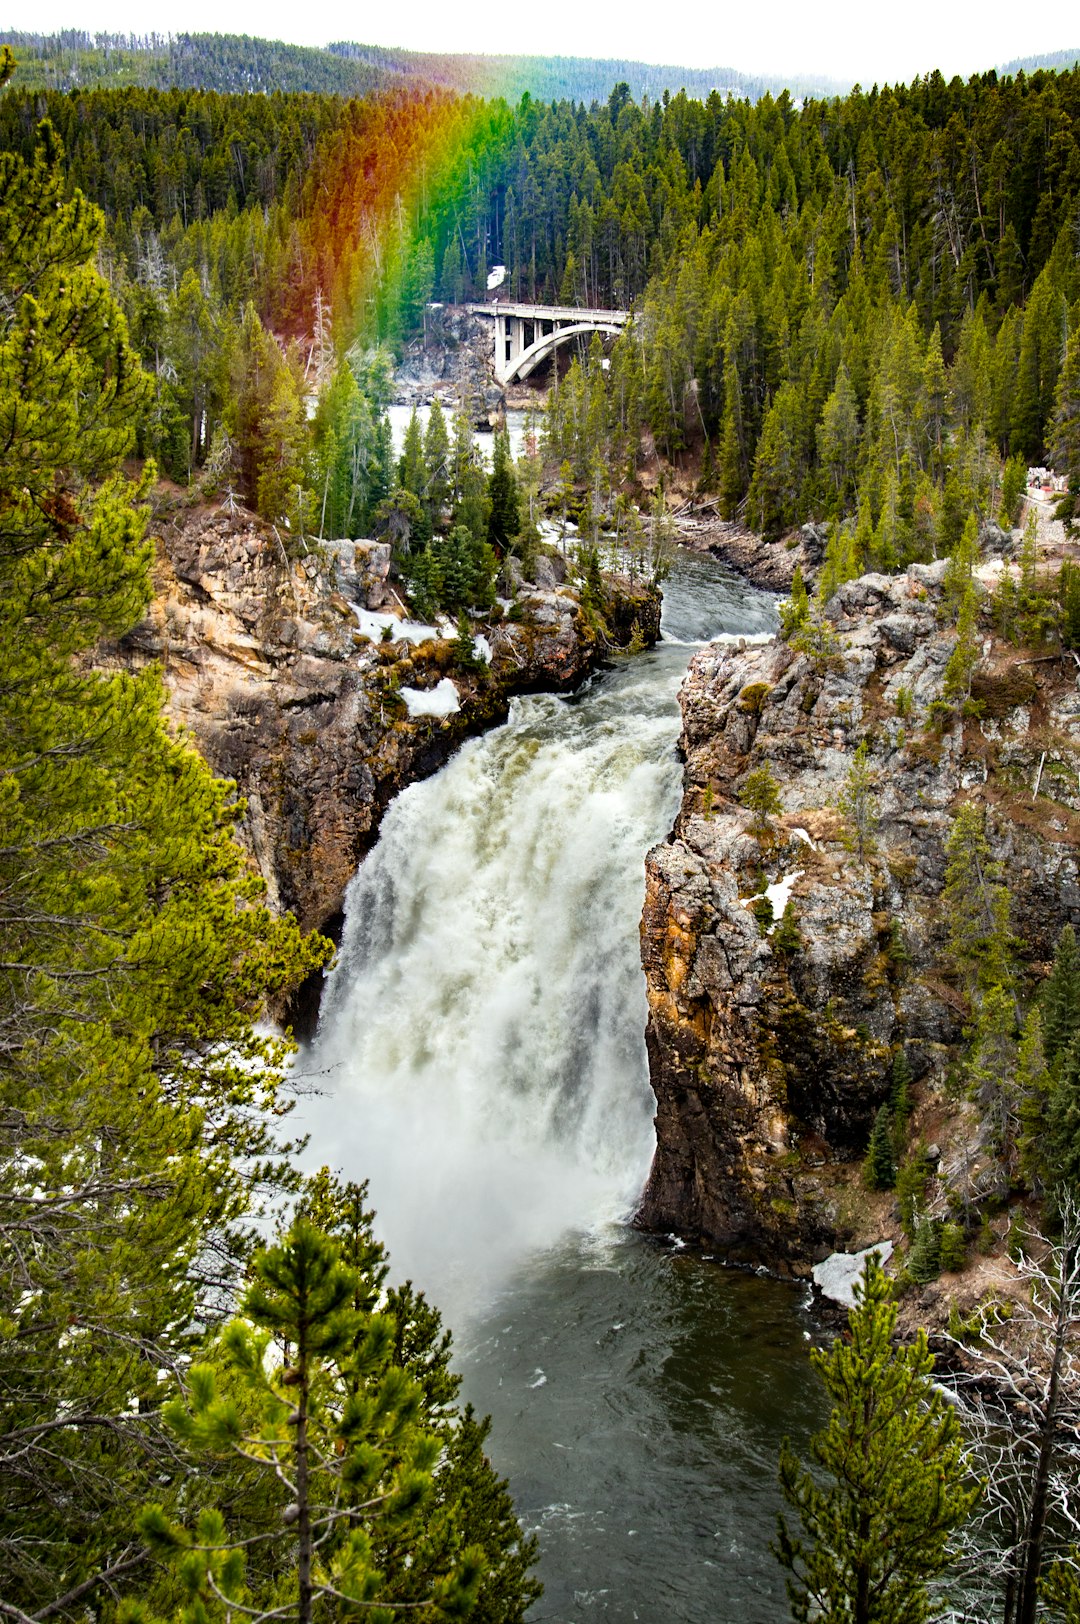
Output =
[
  {"x1": 5, "y1": 30, "x2": 1080, "y2": 1624},
  {"x1": 2, "y1": 61, "x2": 1080, "y2": 543}
]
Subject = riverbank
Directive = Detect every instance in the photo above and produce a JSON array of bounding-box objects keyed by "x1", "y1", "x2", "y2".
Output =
[{"x1": 674, "y1": 508, "x2": 827, "y2": 593}]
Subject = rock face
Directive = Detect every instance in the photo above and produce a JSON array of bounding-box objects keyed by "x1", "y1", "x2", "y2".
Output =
[
  {"x1": 109, "y1": 496, "x2": 660, "y2": 960},
  {"x1": 638, "y1": 564, "x2": 1080, "y2": 1271},
  {"x1": 393, "y1": 306, "x2": 502, "y2": 420}
]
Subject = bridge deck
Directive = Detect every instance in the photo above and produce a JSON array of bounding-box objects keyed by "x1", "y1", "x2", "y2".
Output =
[{"x1": 464, "y1": 301, "x2": 629, "y2": 323}]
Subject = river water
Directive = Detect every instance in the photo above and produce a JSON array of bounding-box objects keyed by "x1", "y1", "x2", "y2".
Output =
[
  {"x1": 387, "y1": 402, "x2": 530, "y2": 465},
  {"x1": 299, "y1": 550, "x2": 826, "y2": 1622}
]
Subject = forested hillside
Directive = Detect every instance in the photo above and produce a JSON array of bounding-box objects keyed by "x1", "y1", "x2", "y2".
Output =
[
  {"x1": 536, "y1": 69, "x2": 1080, "y2": 555},
  {"x1": 3, "y1": 65, "x2": 1079, "y2": 555},
  {"x1": 0, "y1": 44, "x2": 545, "y2": 1620},
  {"x1": 0, "y1": 30, "x2": 846, "y2": 104}
]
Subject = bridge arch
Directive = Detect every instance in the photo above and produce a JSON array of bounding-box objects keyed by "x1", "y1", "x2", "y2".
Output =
[{"x1": 506, "y1": 320, "x2": 624, "y2": 384}]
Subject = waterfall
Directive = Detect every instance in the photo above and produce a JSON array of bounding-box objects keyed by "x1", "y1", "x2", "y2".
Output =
[
  {"x1": 301, "y1": 551, "x2": 778, "y2": 1322},
  {"x1": 303, "y1": 654, "x2": 684, "y2": 1319}
]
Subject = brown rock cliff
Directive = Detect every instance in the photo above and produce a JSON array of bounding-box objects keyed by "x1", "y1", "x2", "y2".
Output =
[{"x1": 637, "y1": 562, "x2": 1080, "y2": 1271}]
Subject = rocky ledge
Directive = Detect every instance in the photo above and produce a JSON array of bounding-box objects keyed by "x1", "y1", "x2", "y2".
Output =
[
  {"x1": 637, "y1": 559, "x2": 1080, "y2": 1275},
  {"x1": 107, "y1": 495, "x2": 659, "y2": 975}
]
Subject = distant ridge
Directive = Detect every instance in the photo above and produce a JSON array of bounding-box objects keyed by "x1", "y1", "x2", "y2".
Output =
[
  {"x1": 0, "y1": 29, "x2": 849, "y2": 104},
  {"x1": 996, "y1": 46, "x2": 1080, "y2": 74},
  {"x1": 324, "y1": 39, "x2": 850, "y2": 103}
]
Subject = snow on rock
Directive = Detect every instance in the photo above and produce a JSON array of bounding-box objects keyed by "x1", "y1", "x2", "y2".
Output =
[
  {"x1": 353, "y1": 608, "x2": 447, "y2": 646},
  {"x1": 763, "y1": 870, "x2": 802, "y2": 920},
  {"x1": 741, "y1": 869, "x2": 804, "y2": 932},
  {"x1": 399, "y1": 679, "x2": 461, "y2": 718},
  {"x1": 791, "y1": 827, "x2": 815, "y2": 850},
  {"x1": 472, "y1": 634, "x2": 493, "y2": 664},
  {"x1": 975, "y1": 559, "x2": 1017, "y2": 587},
  {"x1": 812, "y1": 1241, "x2": 894, "y2": 1308}
]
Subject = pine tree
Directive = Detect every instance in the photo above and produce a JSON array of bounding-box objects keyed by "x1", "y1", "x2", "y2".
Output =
[
  {"x1": 1000, "y1": 453, "x2": 1028, "y2": 528},
  {"x1": 864, "y1": 1105, "x2": 897, "y2": 1190},
  {"x1": 943, "y1": 514, "x2": 980, "y2": 615},
  {"x1": 895, "y1": 1155, "x2": 930, "y2": 1240},
  {"x1": 1044, "y1": 1042, "x2": 1080, "y2": 1210},
  {"x1": 779, "y1": 566, "x2": 811, "y2": 639},
  {"x1": 966, "y1": 981, "x2": 1019, "y2": 1151},
  {"x1": 1017, "y1": 1006, "x2": 1054, "y2": 1192},
  {"x1": 424, "y1": 399, "x2": 452, "y2": 522},
  {"x1": 942, "y1": 581, "x2": 982, "y2": 708},
  {"x1": 890, "y1": 1049, "x2": 913, "y2": 1152},
  {"x1": 839, "y1": 739, "x2": 879, "y2": 861},
  {"x1": 943, "y1": 804, "x2": 1015, "y2": 998},
  {"x1": 400, "y1": 407, "x2": 429, "y2": 501},
  {"x1": 1043, "y1": 925, "x2": 1080, "y2": 1067},
  {"x1": 1043, "y1": 1557, "x2": 1080, "y2": 1622},
  {"x1": 740, "y1": 764, "x2": 784, "y2": 830},
  {"x1": 908, "y1": 1219, "x2": 942, "y2": 1284},
  {"x1": 777, "y1": 1256, "x2": 978, "y2": 1624},
  {"x1": 134, "y1": 1217, "x2": 485, "y2": 1624},
  {"x1": 297, "y1": 1174, "x2": 541, "y2": 1623},
  {"x1": 0, "y1": 119, "x2": 329, "y2": 1614},
  {"x1": 486, "y1": 426, "x2": 520, "y2": 550},
  {"x1": 938, "y1": 1222, "x2": 967, "y2": 1273},
  {"x1": 1051, "y1": 306, "x2": 1080, "y2": 532},
  {"x1": 817, "y1": 362, "x2": 860, "y2": 511}
]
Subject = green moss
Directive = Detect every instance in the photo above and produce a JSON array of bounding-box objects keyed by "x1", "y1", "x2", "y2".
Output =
[{"x1": 737, "y1": 681, "x2": 773, "y2": 715}]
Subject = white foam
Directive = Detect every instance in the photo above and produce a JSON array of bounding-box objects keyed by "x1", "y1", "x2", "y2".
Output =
[{"x1": 301, "y1": 675, "x2": 682, "y2": 1325}]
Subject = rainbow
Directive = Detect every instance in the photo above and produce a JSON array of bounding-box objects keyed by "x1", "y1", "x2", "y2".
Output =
[{"x1": 295, "y1": 88, "x2": 518, "y2": 351}]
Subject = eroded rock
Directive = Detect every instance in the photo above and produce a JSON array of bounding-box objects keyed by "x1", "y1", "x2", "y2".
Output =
[{"x1": 638, "y1": 563, "x2": 1080, "y2": 1268}]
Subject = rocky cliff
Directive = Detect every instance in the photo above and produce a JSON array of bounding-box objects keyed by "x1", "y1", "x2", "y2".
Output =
[
  {"x1": 107, "y1": 494, "x2": 659, "y2": 992},
  {"x1": 638, "y1": 558, "x2": 1080, "y2": 1274}
]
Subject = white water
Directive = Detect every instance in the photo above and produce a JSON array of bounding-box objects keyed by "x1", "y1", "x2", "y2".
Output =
[
  {"x1": 300, "y1": 550, "x2": 777, "y2": 1324},
  {"x1": 303, "y1": 663, "x2": 681, "y2": 1320}
]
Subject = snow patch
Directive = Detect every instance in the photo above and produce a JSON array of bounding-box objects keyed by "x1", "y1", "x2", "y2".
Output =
[
  {"x1": 764, "y1": 870, "x2": 802, "y2": 917},
  {"x1": 399, "y1": 679, "x2": 461, "y2": 718},
  {"x1": 742, "y1": 870, "x2": 804, "y2": 931},
  {"x1": 812, "y1": 1241, "x2": 894, "y2": 1308},
  {"x1": 975, "y1": 559, "x2": 1016, "y2": 587},
  {"x1": 353, "y1": 608, "x2": 447, "y2": 646},
  {"x1": 791, "y1": 827, "x2": 816, "y2": 850}
]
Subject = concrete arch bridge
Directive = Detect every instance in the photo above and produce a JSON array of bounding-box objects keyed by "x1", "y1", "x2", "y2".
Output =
[{"x1": 465, "y1": 301, "x2": 630, "y2": 385}]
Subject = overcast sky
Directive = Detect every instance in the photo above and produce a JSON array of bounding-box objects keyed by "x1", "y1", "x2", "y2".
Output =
[{"x1": 10, "y1": 0, "x2": 1080, "y2": 87}]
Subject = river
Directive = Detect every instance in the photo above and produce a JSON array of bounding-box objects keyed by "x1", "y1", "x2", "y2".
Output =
[
  {"x1": 298, "y1": 548, "x2": 826, "y2": 1622},
  {"x1": 387, "y1": 402, "x2": 531, "y2": 465}
]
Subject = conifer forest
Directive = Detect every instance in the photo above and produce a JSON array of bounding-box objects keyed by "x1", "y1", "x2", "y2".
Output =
[{"x1": 4, "y1": 27, "x2": 1080, "y2": 1624}]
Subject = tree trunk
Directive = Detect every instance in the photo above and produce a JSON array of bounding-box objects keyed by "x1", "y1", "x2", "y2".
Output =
[
  {"x1": 1014, "y1": 1301, "x2": 1068, "y2": 1624},
  {"x1": 296, "y1": 1326, "x2": 312, "y2": 1624}
]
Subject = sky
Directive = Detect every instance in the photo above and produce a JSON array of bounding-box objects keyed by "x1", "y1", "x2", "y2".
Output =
[{"x1": 10, "y1": 0, "x2": 1080, "y2": 87}]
